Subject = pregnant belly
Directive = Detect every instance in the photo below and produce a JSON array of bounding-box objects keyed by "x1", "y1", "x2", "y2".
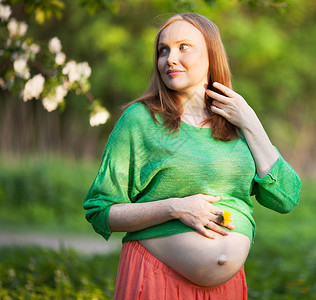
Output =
[{"x1": 139, "y1": 231, "x2": 250, "y2": 287}]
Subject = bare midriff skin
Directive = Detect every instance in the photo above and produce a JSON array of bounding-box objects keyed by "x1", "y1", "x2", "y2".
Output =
[{"x1": 140, "y1": 231, "x2": 250, "y2": 287}]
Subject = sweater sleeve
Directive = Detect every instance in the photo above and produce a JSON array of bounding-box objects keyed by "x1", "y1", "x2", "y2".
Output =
[
  {"x1": 83, "y1": 108, "x2": 141, "y2": 240},
  {"x1": 251, "y1": 148, "x2": 301, "y2": 213}
]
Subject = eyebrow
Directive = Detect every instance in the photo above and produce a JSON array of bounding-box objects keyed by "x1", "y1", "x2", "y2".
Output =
[{"x1": 158, "y1": 39, "x2": 191, "y2": 47}]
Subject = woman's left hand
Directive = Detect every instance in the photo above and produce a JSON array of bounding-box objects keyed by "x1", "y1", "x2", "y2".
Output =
[{"x1": 205, "y1": 82, "x2": 257, "y2": 131}]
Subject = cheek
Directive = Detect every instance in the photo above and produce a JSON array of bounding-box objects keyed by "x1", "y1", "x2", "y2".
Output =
[
  {"x1": 184, "y1": 51, "x2": 206, "y2": 67},
  {"x1": 200, "y1": 51, "x2": 209, "y2": 70},
  {"x1": 189, "y1": 52, "x2": 209, "y2": 76},
  {"x1": 182, "y1": 53, "x2": 209, "y2": 75}
]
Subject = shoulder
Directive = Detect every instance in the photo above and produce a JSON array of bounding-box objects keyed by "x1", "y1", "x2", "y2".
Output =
[
  {"x1": 118, "y1": 101, "x2": 161, "y2": 128},
  {"x1": 109, "y1": 102, "x2": 161, "y2": 141},
  {"x1": 121, "y1": 102, "x2": 149, "y2": 122}
]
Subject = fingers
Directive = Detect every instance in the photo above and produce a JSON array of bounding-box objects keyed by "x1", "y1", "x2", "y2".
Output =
[
  {"x1": 212, "y1": 100, "x2": 224, "y2": 108},
  {"x1": 210, "y1": 207, "x2": 224, "y2": 217},
  {"x1": 205, "y1": 82, "x2": 240, "y2": 103},
  {"x1": 196, "y1": 217, "x2": 234, "y2": 239},
  {"x1": 205, "y1": 89, "x2": 229, "y2": 104},
  {"x1": 200, "y1": 194, "x2": 220, "y2": 203},
  {"x1": 216, "y1": 214, "x2": 235, "y2": 230},
  {"x1": 208, "y1": 212, "x2": 235, "y2": 229},
  {"x1": 210, "y1": 105, "x2": 229, "y2": 119},
  {"x1": 205, "y1": 221, "x2": 229, "y2": 236},
  {"x1": 225, "y1": 222, "x2": 235, "y2": 230},
  {"x1": 213, "y1": 82, "x2": 238, "y2": 97},
  {"x1": 199, "y1": 194, "x2": 224, "y2": 215},
  {"x1": 189, "y1": 194, "x2": 235, "y2": 239},
  {"x1": 195, "y1": 224, "x2": 216, "y2": 239}
]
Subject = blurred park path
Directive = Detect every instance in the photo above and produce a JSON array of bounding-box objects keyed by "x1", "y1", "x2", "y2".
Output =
[{"x1": 0, "y1": 231, "x2": 121, "y2": 254}]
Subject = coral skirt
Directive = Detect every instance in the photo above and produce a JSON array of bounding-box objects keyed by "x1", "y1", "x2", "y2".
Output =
[{"x1": 114, "y1": 240, "x2": 247, "y2": 300}]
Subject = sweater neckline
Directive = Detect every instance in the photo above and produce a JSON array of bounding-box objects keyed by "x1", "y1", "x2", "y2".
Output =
[{"x1": 180, "y1": 120, "x2": 212, "y2": 131}]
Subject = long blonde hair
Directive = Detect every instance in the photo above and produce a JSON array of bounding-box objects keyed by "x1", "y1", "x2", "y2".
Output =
[{"x1": 123, "y1": 12, "x2": 238, "y2": 141}]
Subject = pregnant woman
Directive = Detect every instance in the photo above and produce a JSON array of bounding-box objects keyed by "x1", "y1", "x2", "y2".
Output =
[{"x1": 83, "y1": 13, "x2": 301, "y2": 300}]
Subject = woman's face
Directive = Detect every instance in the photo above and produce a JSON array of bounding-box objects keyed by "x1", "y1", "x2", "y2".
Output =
[{"x1": 157, "y1": 20, "x2": 209, "y2": 97}]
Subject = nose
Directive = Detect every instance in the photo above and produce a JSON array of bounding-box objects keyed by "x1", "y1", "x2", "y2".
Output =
[{"x1": 167, "y1": 48, "x2": 178, "y2": 66}]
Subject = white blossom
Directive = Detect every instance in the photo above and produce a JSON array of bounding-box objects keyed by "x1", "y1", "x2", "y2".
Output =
[
  {"x1": 0, "y1": 4, "x2": 11, "y2": 22},
  {"x1": 28, "y1": 43, "x2": 41, "y2": 55},
  {"x1": 48, "y1": 37, "x2": 62, "y2": 53},
  {"x1": 62, "y1": 60, "x2": 91, "y2": 83},
  {"x1": 42, "y1": 85, "x2": 68, "y2": 112},
  {"x1": 62, "y1": 61, "x2": 78, "y2": 82},
  {"x1": 19, "y1": 22, "x2": 27, "y2": 36},
  {"x1": 7, "y1": 18, "x2": 28, "y2": 37},
  {"x1": 42, "y1": 98, "x2": 59, "y2": 112},
  {"x1": 55, "y1": 52, "x2": 66, "y2": 65},
  {"x1": 22, "y1": 74, "x2": 45, "y2": 102},
  {"x1": 90, "y1": 109, "x2": 110, "y2": 127},
  {"x1": 13, "y1": 57, "x2": 30, "y2": 79},
  {"x1": 7, "y1": 19, "x2": 18, "y2": 36},
  {"x1": 77, "y1": 62, "x2": 91, "y2": 79}
]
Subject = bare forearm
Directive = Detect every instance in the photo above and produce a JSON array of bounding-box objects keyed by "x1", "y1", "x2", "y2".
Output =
[
  {"x1": 242, "y1": 113, "x2": 279, "y2": 178},
  {"x1": 108, "y1": 199, "x2": 175, "y2": 232},
  {"x1": 108, "y1": 194, "x2": 230, "y2": 238}
]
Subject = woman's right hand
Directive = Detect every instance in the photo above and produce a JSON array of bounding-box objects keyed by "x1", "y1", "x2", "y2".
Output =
[{"x1": 169, "y1": 194, "x2": 234, "y2": 239}]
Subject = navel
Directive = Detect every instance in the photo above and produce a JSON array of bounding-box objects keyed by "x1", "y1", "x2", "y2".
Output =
[{"x1": 217, "y1": 254, "x2": 227, "y2": 266}]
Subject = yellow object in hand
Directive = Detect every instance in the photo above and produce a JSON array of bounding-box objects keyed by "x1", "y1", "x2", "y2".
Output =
[{"x1": 221, "y1": 210, "x2": 232, "y2": 225}]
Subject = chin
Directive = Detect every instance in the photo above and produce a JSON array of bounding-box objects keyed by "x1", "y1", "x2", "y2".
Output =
[{"x1": 165, "y1": 82, "x2": 190, "y2": 92}]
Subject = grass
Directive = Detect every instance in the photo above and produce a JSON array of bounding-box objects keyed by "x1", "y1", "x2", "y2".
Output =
[
  {"x1": 0, "y1": 154, "x2": 100, "y2": 235},
  {"x1": 0, "y1": 246, "x2": 120, "y2": 300}
]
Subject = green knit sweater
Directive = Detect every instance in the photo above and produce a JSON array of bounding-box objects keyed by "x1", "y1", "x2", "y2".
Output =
[{"x1": 83, "y1": 102, "x2": 301, "y2": 245}]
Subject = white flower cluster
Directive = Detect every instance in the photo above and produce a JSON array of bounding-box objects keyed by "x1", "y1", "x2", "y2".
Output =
[
  {"x1": 90, "y1": 109, "x2": 110, "y2": 127},
  {"x1": 1, "y1": 2, "x2": 109, "y2": 126},
  {"x1": 0, "y1": 3, "x2": 11, "y2": 22},
  {"x1": 48, "y1": 37, "x2": 66, "y2": 65},
  {"x1": 42, "y1": 85, "x2": 68, "y2": 112},
  {"x1": 23, "y1": 42, "x2": 41, "y2": 56},
  {"x1": 13, "y1": 57, "x2": 30, "y2": 79},
  {"x1": 48, "y1": 37, "x2": 62, "y2": 53},
  {"x1": 22, "y1": 74, "x2": 45, "y2": 102},
  {"x1": 7, "y1": 18, "x2": 28, "y2": 37},
  {"x1": 62, "y1": 60, "x2": 91, "y2": 84},
  {"x1": 1, "y1": 5, "x2": 40, "y2": 82}
]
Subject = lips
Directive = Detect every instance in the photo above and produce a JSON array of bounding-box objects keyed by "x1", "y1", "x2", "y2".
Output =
[{"x1": 167, "y1": 69, "x2": 184, "y2": 75}]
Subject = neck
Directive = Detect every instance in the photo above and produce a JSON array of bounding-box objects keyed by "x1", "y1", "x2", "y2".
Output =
[{"x1": 178, "y1": 86, "x2": 210, "y2": 127}]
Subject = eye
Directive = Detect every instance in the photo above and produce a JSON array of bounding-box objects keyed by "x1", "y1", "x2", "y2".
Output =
[
  {"x1": 180, "y1": 44, "x2": 190, "y2": 50},
  {"x1": 158, "y1": 46, "x2": 168, "y2": 55}
]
